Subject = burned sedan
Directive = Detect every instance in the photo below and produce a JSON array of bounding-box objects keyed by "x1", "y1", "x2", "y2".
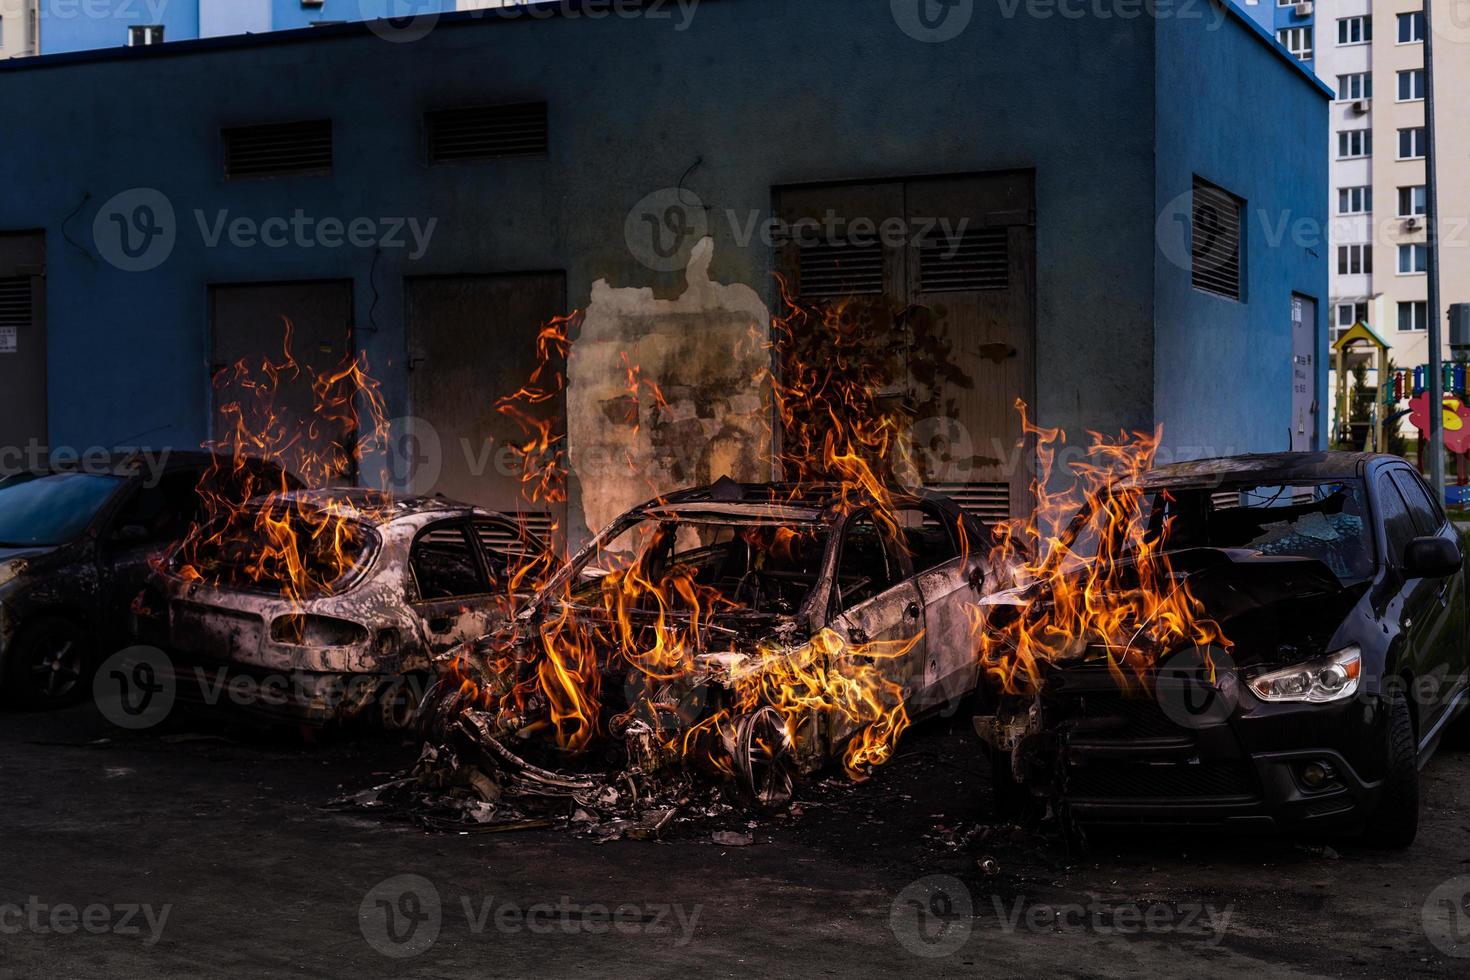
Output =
[
  {"x1": 976, "y1": 452, "x2": 1468, "y2": 847},
  {"x1": 0, "y1": 451, "x2": 296, "y2": 709},
  {"x1": 138, "y1": 490, "x2": 548, "y2": 731},
  {"x1": 422, "y1": 479, "x2": 990, "y2": 809}
]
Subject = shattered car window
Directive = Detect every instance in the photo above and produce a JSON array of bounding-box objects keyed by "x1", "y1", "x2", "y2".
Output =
[
  {"x1": 0, "y1": 472, "x2": 125, "y2": 547},
  {"x1": 171, "y1": 507, "x2": 377, "y2": 597},
  {"x1": 567, "y1": 518, "x2": 829, "y2": 616},
  {"x1": 1148, "y1": 480, "x2": 1375, "y2": 582}
]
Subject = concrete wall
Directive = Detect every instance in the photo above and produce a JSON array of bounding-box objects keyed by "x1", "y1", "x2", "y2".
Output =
[
  {"x1": 0, "y1": 0, "x2": 1324, "y2": 533},
  {"x1": 1154, "y1": 4, "x2": 1331, "y2": 457}
]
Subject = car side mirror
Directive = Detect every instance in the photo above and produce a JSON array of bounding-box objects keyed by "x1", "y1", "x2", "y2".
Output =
[{"x1": 1404, "y1": 535, "x2": 1462, "y2": 579}]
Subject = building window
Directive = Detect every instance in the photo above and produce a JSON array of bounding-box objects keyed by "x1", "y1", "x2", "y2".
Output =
[
  {"x1": 1277, "y1": 26, "x2": 1313, "y2": 60},
  {"x1": 1191, "y1": 176, "x2": 1244, "y2": 301},
  {"x1": 128, "y1": 25, "x2": 165, "y2": 46},
  {"x1": 1399, "y1": 300, "x2": 1428, "y2": 331},
  {"x1": 1338, "y1": 244, "x2": 1372, "y2": 275},
  {"x1": 1337, "y1": 301, "x2": 1370, "y2": 330},
  {"x1": 1397, "y1": 69, "x2": 1426, "y2": 101},
  {"x1": 1398, "y1": 185, "x2": 1428, "y2": 217},
  {"x1": 1337, "y1": 129, "x2": 1372, "y2": 159},
  {"x1": 1398, "y1": 243, "x2": 1428, "y2": 274},
  {"x1": 1398, "y1": 127, "x2": 1427, "y2": 160},
  {"x1": 1337, "y1": 186, "x2": 1372, "y2": 215},
  {"x1": 1338, "y1": 16, "x2": 1371, "y2": 44},
  {"x1": 1398, "y1": 11, "x2": 1426, "y2": 43},
  {"x1": 1336, "y1": 73, "x2": 1372, "y2": 101}
]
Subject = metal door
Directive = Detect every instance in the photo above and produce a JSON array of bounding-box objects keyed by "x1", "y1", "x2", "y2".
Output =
[
  {"x1": 406, "y1": 272, "x2": 567, "y2": 534},
  {"x1": 1292, "y1": 294, "x2": 1318, "y2": 451},
  {"x1": 0, "y1": 232, "x2": 46, "y2": 465},
  {"x1": 210, "y1": 280, "x2": 356, "y2": 483}
]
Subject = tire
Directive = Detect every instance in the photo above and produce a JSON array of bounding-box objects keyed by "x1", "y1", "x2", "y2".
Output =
[
  {"x1": 1363, "y1": 690, "x2": 1419, "y2": 849},
  {"x1": 3, "y1": 616, "x2": 95, "y2": 711}
]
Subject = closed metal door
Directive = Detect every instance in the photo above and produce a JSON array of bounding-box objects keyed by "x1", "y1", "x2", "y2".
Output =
[
  {"x1": 1292, "y1": 294, "x2": 1318, "y2": 452},
  {"x1": 0, "y1": 232, "x2": 46, "y2": 465}
]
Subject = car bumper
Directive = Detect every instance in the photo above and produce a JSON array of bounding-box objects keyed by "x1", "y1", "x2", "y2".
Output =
[
  {"x1": 156, "y1": 652, "x2": 394, "y2": 726},
  {"x1": 1048, "y1": 674, "x2": 1389, "y2": 833}
]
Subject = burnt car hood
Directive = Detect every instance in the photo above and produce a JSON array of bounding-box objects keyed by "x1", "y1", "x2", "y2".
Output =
[
  {"x1": 0, "y1": 544, "x2": 67, "y2": 590},
  {"x1": 984, "y1": 547, "x2": 1362, "y2": 671}
]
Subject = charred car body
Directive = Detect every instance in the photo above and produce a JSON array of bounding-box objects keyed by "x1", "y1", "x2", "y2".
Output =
[
  {"x1": 138, "y1": 490, "x2": 548, "y2": 730},
  {"x1": 425, "y1": 479, "x2": 990, "y2": 807},
  {"x1": 977, "y1": 452, "x2": 1468, "y2": 846},
  {"x1": 0, "y1": 451, "x2": 296, "y2": 709}
]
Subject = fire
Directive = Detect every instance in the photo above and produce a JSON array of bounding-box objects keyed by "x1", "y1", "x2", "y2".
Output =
[
  {"x1": 445, "y1": 282, "x2": 929, "y2": 791},
  {"x1": 975, "y1": 400, "x2": 1230, "y2": 696},
  {"x1": 173, "y1": 318, "x2": 391, "y2": 611}
]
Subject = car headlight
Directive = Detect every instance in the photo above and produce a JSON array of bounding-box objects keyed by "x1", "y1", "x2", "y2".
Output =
[{"x1": 1248, "y1": 645, "x2": 1362, "y2": 704}]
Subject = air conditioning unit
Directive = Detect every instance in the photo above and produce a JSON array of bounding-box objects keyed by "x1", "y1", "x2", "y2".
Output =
[
  {"x1": 1295, "y1": 1, "x2": 1313, "y2": 14},
  {"x1": 1351, "y1": 99, "x2": 1370, "y2": 114},
  {"x1": 1405, "y1": 217, "x2": 1423, "y2": 231}
]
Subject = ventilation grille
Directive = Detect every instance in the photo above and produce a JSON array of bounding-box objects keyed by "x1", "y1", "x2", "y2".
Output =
[
  {"x1": 478, "y1": 514, "x2": 553, "y2": 557},
  {"x1": 223, "y1": 120, "x2": 333, "y2": 179},
  {"x1": 925, "y1": 482, "x2": 1010, "y2": 524},
  {"x1": 1191, "y1": 177, "x2": 1243, "y2": 300},
  {"x1": 0, "y1": 276, "x2": 31, "y2": 329},
  {"x1": 796, "y1": 241, "x2": 885, "y2": 300},
  {"x1": 919, "y1": 228, "x2": 1009, "y2": 292},
  {"x1": 426, "y1": 102, "x2": 549, "y2": 162}
]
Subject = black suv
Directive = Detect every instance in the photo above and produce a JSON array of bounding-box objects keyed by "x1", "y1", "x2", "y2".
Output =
[
  {"x1": 980, "y1": 452, "x2": 1468, "y2": 848},
  {"x1": 0, "y1": 451, "x2": 296, "y2": 709}
]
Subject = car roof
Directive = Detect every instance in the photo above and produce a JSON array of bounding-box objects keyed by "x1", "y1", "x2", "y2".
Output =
[
  {"x1": 260, "y1": 488, "x2": 491, "y2": 526},
  {"x1": 1140, "y1": 451, "x2": 1387, "y2": 489},
  {"x1": 637, "y1": 479, "x2": 974, "y2": 524}
]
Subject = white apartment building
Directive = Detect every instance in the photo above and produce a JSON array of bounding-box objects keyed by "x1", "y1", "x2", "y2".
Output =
[{"x1": 0, "y1": 0, "x2": 38, "y2": 58}]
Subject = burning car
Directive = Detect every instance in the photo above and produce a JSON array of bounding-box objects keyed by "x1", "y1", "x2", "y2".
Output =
[
  {"x1": 139, "y1": 489, "x2": 549, "y2": 731},
  {"x1": 421, "y1": 477, "x2": 990, "y2": 809},
  {"x1": 975, "y1": 451, "x2": 1468, "y2": 848},
  {"x1": 0, "y1": 451, "x2": 297, "y2": 709}
]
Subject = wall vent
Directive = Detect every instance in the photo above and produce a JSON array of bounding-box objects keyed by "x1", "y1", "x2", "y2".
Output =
[
  {"x1": 925, "y1": 481, "x2": 1011, "y2": 524},
  {"x1": 1191, "y1": 176, "x2": 1244, "y2": 300},
  {"x1": 796, "y1": 241, "x2": 885, "y2": 300},
  {"x1": 919, "y1": 227, "x2": 1009, "y2": 292},
  {"x1": 426, "y1": 102, "x2": 549, "y2": 163},
  {"x1": 223, "y1": 120, "x2": 333, "y2": 179},
  {"x1": 0, "y1": 276, "x2": 32, "y2": 329}
]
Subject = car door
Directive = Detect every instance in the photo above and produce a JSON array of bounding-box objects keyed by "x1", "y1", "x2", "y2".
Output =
[
  {"x1": 826, "y1": 510, "x2": 925, "y2": 750},
  {"x1": 1390, "y1": 467, "x2": 1469, "y2": 716},
  {"x1": 895, "y1": 502, "x2": 986, "y2": 715},
  {"x1": 1374, "y1": 471, "x2": 1455, "y2": 739},
  {"x1": 97, "y1": 469, "x2": 207, "y2": 645},
  {"x1": 408, "y1": 519, "x2": 502, "y2": 655}
]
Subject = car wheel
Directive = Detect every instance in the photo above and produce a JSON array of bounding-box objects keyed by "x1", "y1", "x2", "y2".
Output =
[
  {"x1": 1363, "y1": 690, "x2": 1419, "y2": 849},
  {"x1": 4, "y1": 617, "x2": 95, "y2": 710},
  {"x1": 732, "y1": 706, "x2": 794, "y2": 812},
  {"x1": 377, "y1": 675, "x2": 426, "y2": 734}
]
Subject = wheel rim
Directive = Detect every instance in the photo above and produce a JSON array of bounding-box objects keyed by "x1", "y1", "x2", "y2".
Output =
[
  {"x1": 735, "y1": 706, "x2": 795, "y2": 810},
  {"x1": 30, "y1": 633, "x2": 83, "y2": 699}
]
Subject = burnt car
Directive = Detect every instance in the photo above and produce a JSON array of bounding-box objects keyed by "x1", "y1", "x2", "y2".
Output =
[
  {"x1": 976, "y1": 452, "x2": 1468, "y2": 847},
  {"x1": 139, "y1": 490, "x2": 549, "y2": 730},
  {"x1": 0, "y1": 451, "x2": 296, "y2": 709},
  {"x1": 426, "y1": 478, "x2": 991, "y2": 805}
]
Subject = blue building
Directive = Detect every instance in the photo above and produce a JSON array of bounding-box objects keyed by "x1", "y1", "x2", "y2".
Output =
[
  {"x1": 0, "y1": 0, "x2": 1330, "y2": 542},
  {"x1": 36, "y1": 0, "x2": 459, "y2": 55},
  {"x1": 1238, "y1": 0, "x2": 1316, "y2": 69}
]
